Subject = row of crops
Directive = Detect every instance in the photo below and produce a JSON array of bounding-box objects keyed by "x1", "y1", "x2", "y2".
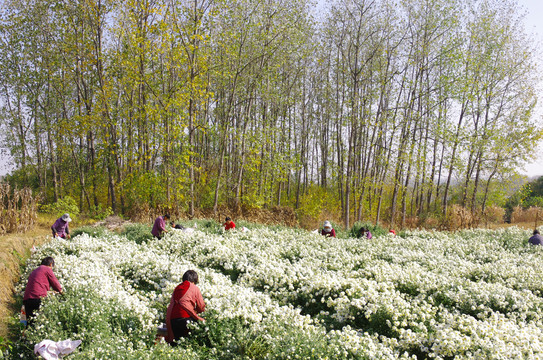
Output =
[{"x1": 8, "y1": 224, "x2": 543, "y2": 359}]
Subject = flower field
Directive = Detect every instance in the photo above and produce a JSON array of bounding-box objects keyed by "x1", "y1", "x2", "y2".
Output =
[{"x1": 10, "y1": 225, "x2": 543, "y2": 359}]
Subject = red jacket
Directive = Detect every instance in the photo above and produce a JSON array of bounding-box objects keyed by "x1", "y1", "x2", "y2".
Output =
[
  {"x1": 165, "y1": 281, "x2": 205, "y2": 343},
  {"x1": 224, "y1": 221, "x2": 236, "y2": 230},
  {"x1": 23, "y1": 265, "x2": 62, "y2": 301},
  {"x1": 321, "y1": 228, "x2": 336, "y2": 237}
]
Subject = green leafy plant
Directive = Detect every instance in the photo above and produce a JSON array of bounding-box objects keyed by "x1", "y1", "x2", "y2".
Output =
[
  {"x1": 71, "y1": 226, "x2": 109, "y2": 238},
  {"x1": 88, "y1": 204, "x2": 114, "y2": 220},
  {"x1": 24, "y1": 288, "x2": 155, "y2": 352},
  {"x1": 121, "y1": 223, "x2": 153, "y2": 244},
  {"x1": 39, "y1": 196, "x2": 80, "y2": 219}
]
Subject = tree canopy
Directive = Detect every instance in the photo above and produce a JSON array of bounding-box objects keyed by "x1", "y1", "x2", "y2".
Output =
[{"x1": 0, "y1": 0, "x2": 541, "y2": 227}]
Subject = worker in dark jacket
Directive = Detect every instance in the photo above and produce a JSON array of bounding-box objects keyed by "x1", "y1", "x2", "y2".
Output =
[{"x1": 529, "y1": 229, "x2": 543, "y2": 245}]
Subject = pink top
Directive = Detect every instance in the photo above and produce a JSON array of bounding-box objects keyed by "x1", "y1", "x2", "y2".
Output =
[
  {"x1": 23, "y1": 265, "x2": 62, "y2": 301},
  {"x1": 151, "y1": 216, "x2": 167, "y2": 237}
]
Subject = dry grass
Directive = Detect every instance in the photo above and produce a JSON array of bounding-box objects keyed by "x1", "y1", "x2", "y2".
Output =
[
  {"x1": 488, "y1": 221, "x2": 537, "y2": 230},
  {"x1": 0, "y1": 226, "x2": 50, "y2": 338},
  {"x1": 443, "y1": 205, "x2": 474, "y2": 230},
  {"x1": 511, "y1": 206, "x2": 543, "y2": 226}
]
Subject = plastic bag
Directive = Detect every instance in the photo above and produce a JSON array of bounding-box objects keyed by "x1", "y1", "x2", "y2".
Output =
[{"x1": 20, "y1": 305, "x2": 27, "y2": 327}]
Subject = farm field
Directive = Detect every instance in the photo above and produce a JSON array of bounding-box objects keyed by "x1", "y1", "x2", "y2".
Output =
[{"x1": 7, "y1": 224, "x2": 543, "y2": 359}]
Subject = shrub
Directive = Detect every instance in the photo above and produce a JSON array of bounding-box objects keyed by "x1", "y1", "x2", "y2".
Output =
[
  {"x1": 121, "y1": 223, "x2": 153, "y2": 244},
  {"x1": 296, "y1": 186, "x2": 341, "y2": 228},
  {"x1": 511, "y1": 206, "x2": 543, "y2": 224},
  {"x1": 482, "y1": 206, "x2": 505, "y2": 225},
  {"x1": 88, "y1": 204, "x2": 114, "y2": 221},
  {"x1": 71, "y1": 226, "x2": 109, "y2": 238},
  {"x1": 40, "y1": 196, "x2": 80, "y2": 219},
  {"x1": 444, "y1": 204, "x2": 473, "y2": 230},
  {"x1": 0, "y1": 184, "x2": 40, "y2": 234},
  {"x1": 24, "y1": 288, "x2": 155, "y2": 358}
]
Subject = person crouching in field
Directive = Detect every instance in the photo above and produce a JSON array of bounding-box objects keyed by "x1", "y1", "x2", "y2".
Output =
[
  {"x1": 321, "y1": 221, "x2": 336, "y2": 238},
  {"x1": 165, "y1": 270, "x2": 206, "y2": 345},
  {"x1": 529, "y1": 229, "x2": 543, "y2": 245},
  {"x1": 51, "y1": 213, "x2": 71, "y2": 239},
  {"x1": 152, "y1": 214, "x2": 170, "y2": 239},
  {"x1": 23, "y1": 257, "x2": 63, "y2": 326},
  {"x1": 223, "y1": 217, "x2": 235, "y2": 231},
  {"x1": 170, "y1": 221, "x2": 185, "y2": 230},
  {"x1": 359, "y1": 227, "x2": 372, "y2": 239}
]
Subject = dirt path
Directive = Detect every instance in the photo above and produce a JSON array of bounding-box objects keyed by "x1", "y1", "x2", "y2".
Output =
[{"x1": 0, "y1": 228, "x2": 50, "y2": 338}]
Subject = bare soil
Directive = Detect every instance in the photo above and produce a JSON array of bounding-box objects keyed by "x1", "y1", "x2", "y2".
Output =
[{"x1": 92, "y1": 215, "x2": 133, "y2": 231}]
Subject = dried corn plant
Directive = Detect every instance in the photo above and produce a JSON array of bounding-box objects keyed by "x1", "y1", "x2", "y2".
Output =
[
  {"x1": 511, "y1": 206, "x2": 543, "y2": 224},
  {"x1": 0, "y1": 183, "x2": 39, "y2": 235},
  {"x1": 444, "y1": 204, "x2": 474, "y2": 231},
  {"x1": 482, "y1": 206, "x2": 505, "y2": 227}
]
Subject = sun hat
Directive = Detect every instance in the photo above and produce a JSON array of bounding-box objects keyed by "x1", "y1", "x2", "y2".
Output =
[
  {"x1": 61, "y1": 213, "x2": 72, "y2": 222},
  {"x1": 323, "y1": 221, "x2": 332, "y2": 230}
]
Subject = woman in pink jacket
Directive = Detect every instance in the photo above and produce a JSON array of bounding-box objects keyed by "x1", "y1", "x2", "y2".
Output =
[{"x1": 165, "y1": 270, "x2": 205, "y2": 345}]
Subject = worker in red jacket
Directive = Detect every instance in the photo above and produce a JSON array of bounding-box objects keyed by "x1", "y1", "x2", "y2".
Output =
[
  {"x1": 23, "y1": 257, "x2": 63, "y2": 326},
  {"x1": 321, "y1": 221, "x2": 336, "y2": 238},
  {"x1": 165, "y1": 270, "x2": 206, "y2": 345},
  {"x1": 223, "y1": 217, "x2": 236, "y2": 231}
]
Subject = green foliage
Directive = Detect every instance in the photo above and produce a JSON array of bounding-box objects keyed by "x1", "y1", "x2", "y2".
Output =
[
  {"x1": 296, "y1": 186, "x2": 341, "y2": 225},
  {"x1": 180, "y1": 218, "x2": 220, "y2": 233},
  {"x1": 88, "y1": 204, "x2": 114, "y2": 220},
  {"x1": 71, "y1": 226, "x2": 109, "y2": 238},
  {"x1": 505, "y1": 178, "x2": 543, "y2": 220},
  {"x1": 184, "y1": 310, "x2": 341, "y2": 360},
  {"x1": 0, "y1": 336, "x2": 11, "y2": 359},
  {"x1": 123, "y1": 171, "x2": 166, "y2": 210},
  {"x1": 350, "y1": 222, "x2": 388, "y2": 238},
  {"x1": 22, "y1": 288, "x2": 155, "y2": 359},
  {"x1": 529, "y1": 177, "x2": 543, "y2": 196},
  {"x1": 229, "y1": 219, "x2": 304, "y2": 234},
  {"x1": 523, "y1": 196, "x2": 543, "y2": 208},
  {"x1": 40, "y1": 196, "x2": 80, "y2": 218},
  {"x1": 121, "y1": 223, "x2": 153, "y2": 244},
  {"x1": 3, "y1": 166, "x2": 40, "y2": 191},
  {"x1": 187, "y1": 312, "x2": 272, "y2": 359}
]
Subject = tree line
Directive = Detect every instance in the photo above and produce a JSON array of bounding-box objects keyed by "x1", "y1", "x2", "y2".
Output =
[{"x1": 0, "y1": 0, "x2": 541, "y2": 228}]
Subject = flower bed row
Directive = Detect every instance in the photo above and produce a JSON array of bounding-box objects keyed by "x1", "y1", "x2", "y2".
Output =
[
  {"x1": 160, "y1": 226, "x2": 543, "y2": 358},
  {"x1": 14, "y1": 231, "x2": 405, "y2": 359}
]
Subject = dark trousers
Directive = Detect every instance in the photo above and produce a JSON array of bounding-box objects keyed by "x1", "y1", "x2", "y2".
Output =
[
  {"x1": 170, "y1": 317, "x2": 193, "y2": 344},
  {"x1": 23, "y1": 298, "x2": 41, "y2": 326}
]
